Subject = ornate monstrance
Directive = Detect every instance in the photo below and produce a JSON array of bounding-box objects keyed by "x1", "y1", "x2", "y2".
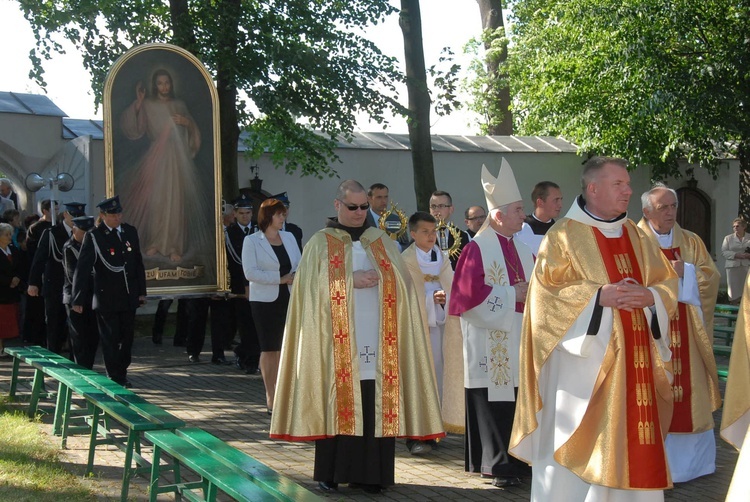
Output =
[
  {"x1": 378, "y1": 202, "x2": 408, "y2": 240},
  {"x1": 436, "y1": 219, "x2": 462, "y2": 259}
]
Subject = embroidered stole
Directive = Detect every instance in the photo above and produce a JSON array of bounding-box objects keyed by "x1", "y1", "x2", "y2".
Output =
[
  {"x1": 661, "y1": 247, "x2": 693, "y2": 432},
  {"x1": 473, "y1": 229, "x2": 534, "y2": 400},
  {"x1": 325, "y1": 233, "x2": 400, "y2": 437},
  {"x1": 593, "y1": 228, "x2": 668, "y2": 489}
]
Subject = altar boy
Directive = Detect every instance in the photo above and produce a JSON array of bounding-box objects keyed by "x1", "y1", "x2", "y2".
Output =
[{"x1": 401, "y1": 212, "x2": 464, "y2": 454}]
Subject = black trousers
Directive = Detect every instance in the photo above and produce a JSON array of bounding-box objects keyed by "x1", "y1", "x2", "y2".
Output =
[
  {"x1": 152, "y1": 299, "x2": 189, "y2": 345},
  {"x1": 67, "y1": 305, "x2": 99, "y2": 369},
  {"x1": 464, "y1": 387, "x2": 531, "y2": 477},
  {"x1": 96, "y1": 309, "x2": 136, "y2": 385},
  {"x1": 45, "y1": 295, "x2": 69, "y2": 355},
  {"x1": 314, "y1": 380, "x2": 396, "y2": 486},
  {"x1": 231, "y1": 298, "x2": 260, "y2": 370},
  {"x1": 185, "y1": 297, "x2": 228, "y2": 359},
  {"x1": 24, "y1": 295, "x2": 46, "y2": 345}
]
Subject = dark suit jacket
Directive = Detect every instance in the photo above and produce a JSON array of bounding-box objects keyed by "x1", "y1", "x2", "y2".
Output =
[
  {"x1": 26, "y1": 219, "x2": 52, "y2": 264},
  {"x1": 72, "y1": 223, "x2": 146, "y2": 312},
  {"x1": 0, "y1": 245, "x2": 24, "y2": 304},
  {"x1": 29, "y1": 223, "x2": 70, "y2": 298},
  {"x1": 62, "y1": 237, "x2": 92, "y2": 307},
  {"x1": 226, "y1": 223, "x2": 250, "y2": 295},
  {"x1": 283, "y1": 222, "x2": 304, "y2": 250}
]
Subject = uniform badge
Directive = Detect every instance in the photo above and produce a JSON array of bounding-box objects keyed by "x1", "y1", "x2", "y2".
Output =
[
  {"x1": 125, "y1": 241, "x2": 132, "y2": 252},
  {"x1": 110, "y1": 248, "x2": 115, "y2": 256}
]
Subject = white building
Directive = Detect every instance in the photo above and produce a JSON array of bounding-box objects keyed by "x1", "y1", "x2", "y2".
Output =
[{"x1": 0, "y1": 91, "x2": 740, "y2": 282}]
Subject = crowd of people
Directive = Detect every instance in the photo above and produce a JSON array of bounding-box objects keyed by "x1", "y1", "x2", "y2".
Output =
[{"x1": 1, "y1": 159, "x2": 748, "y2": 499}]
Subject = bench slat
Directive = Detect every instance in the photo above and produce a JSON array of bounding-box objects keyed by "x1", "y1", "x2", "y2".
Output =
[
  {"x1": 176, "y1": 428, "x2": 319, "y2": 501},
  {"x1": 147, "y1": 430, "x2": 281, "y2": 502}
]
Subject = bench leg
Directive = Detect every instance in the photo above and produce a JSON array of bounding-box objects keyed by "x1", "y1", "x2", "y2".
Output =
[
  {"x1": 86, "y1": 406, "x2": 101, "y2": 476},
  {"x1": 120, "y1": 431, "x2": 138, "y2": 502},
  {"x1": 205, "y1": 481, "x2": 218, "y2": 502},
  {"x1": 174, "y1": 459, "x2": 182, "y2": 501},
  {"x1": 8, "y1": 357, "x2": 20, "y2": 399},
  {"x1": 27, "y1": 369, "x2": 44, "y2": 418},
  {"x1": 53, "y1": 383, "x2": 70, "y2": 436},
  {"x1": 149, "y1": 444, "x2": 162, "y2": 502}
]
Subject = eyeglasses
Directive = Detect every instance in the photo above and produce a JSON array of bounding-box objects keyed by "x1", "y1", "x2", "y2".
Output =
[
  {"x1": 466, "y1": 215, "x2": 486, "y2": 221},
  {"x1": 430, "y1": 204, "x2": 452, "y2": 210},
  {"x1": 337, "y1": 199, "x2": 370, "y2": 211}
]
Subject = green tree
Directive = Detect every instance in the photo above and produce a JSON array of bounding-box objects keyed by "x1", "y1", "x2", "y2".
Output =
[
  {"x1": 18, "y1": 0, "x2": 404, "y2": 197},
  {"x1": 506, "y1": 0, "x2": 750, "y2": 216}
]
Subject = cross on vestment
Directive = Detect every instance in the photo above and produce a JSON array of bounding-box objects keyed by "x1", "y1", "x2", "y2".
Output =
[
  {"x1": 479, "y1": 356, "x2": 488, "y2": 373},
  {"x1": 486, "y1": 296, "x2": 503, "y2": 312},
  {"x1": 359, "y1": 345, "x2": 376, "y2": 363}
]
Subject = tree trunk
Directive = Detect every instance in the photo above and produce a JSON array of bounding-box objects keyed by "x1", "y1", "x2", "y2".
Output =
[
  {"x1": 400, "y1": 0, "x2": 436, "y2": 211},
  {"x1": 477, "y1": 0, "x2": 512, "y2": 135},
  {"x1": 215, "y1": 0, "x2": 242, "y2": 199},
  {"x1": 169, "y1": 0, "x2": 199, "y2": 56},
  {"x1": 739, "y1": 141, "x2": 750, "y2": 220},
  {"x1": 170, "y1": 0, "x2": 240, "y2": 199}
]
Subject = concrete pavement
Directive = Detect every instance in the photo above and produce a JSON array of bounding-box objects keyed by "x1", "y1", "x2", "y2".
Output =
[{"x1": 0, "y1": 335, "x2": 739, "y2": 501}]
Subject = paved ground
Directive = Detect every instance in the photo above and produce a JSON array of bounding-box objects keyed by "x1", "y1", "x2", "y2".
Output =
[{"x1": 0, "y1": 331, "x2": 739, "y2": 501}]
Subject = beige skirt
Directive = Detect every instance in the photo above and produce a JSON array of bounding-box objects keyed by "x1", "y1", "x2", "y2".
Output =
[{"x1": 727, "y1": 266, "x2": 749, "y2": 301}]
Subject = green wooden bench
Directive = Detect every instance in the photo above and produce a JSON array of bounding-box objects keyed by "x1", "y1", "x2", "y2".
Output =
[
  {"x1": 713, "y1": 304, "x2": 739, "y2": 382},
  {"x1": 146, "y1": 428, "x2": 321, "y2": 502},
  {"x1": 4, "y1": 345, "x2": 185, "y2": 501}
]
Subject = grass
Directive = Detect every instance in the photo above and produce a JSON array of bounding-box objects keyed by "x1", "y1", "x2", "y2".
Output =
[{"x1": 0, "y1": 397, "x2": 96, "y2": 501}]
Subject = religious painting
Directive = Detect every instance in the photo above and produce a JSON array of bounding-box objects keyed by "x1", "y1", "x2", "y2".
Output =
[{"x1": 104, "y1": 43, "x2": 225, "y2": 294}]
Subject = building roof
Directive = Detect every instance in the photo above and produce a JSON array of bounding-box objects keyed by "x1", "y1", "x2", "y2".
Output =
[
  {"x1": 0, "y1": 91, "x2": 67, "y2": 117},
  {"x1": 54, "y1": 119, "x2": 578, "y2": 154},
  {"x1": 62, "y1": 119, "x2": 104, "y2": 140}
]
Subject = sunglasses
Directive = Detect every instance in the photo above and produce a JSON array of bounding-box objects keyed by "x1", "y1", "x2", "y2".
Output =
[{"x1": 337, "y1": 199, "x2": 370, "y2": 211}]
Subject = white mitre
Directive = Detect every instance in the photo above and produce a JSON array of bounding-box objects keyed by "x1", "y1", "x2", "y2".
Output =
[{"x1": 481, "y1": 158, "x2": 522, "y2": 212}]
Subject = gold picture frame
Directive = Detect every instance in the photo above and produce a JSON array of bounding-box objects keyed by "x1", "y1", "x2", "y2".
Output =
[{"x1": 103, "y1": 43, "x2": 226, "y2": 295}]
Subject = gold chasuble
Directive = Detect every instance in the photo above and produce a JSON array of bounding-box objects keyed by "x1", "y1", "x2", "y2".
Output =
[
  {"x1": 637, "y1": 220, "x2": 721, "y2": 435},
  {"x1": 270, "y1": 227, "x2": 445, "y2": 441},
  {"x1": 510, "y1": 199, "x2": 678, "y2": 494},
  {"x1": 721, "y1": 273, "x2": 750, "y2": 450},
  {"x1": 402, "y1": 243, "x2": 465, "y2": 434}
]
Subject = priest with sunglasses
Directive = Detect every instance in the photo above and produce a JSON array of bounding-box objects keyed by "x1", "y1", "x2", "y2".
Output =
[{"x1": 270, "y1": 179, "x2": 444, "y2": 495}]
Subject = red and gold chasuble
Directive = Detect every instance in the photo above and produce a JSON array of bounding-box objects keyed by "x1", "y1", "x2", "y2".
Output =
[
  {"x1": 593, "y1": 229, "x2": 669, "y2": 489},
  {"x1": 660, "y1": 247, "x2": 693, "y2": 433}
]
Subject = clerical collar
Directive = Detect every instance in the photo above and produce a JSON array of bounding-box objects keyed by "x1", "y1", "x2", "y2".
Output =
[
  {"x1": 576, "y1": 195, "x2": 627, "y2": 223},
  {"x1": 648, "y1": 220, "x2": 673, "y2": 247},
  {"x1": 326, "y1": 218, "x2": 372, "y2": 242},
  {"x1": 566, "y1": 196, "x2": 627, "y2": 234},
  {"x1": 416, "y1": 245, "x2": 443, "y2": 267},
  {"x1": 531, "y1": 213, "x2": 553, "y2": 224}
]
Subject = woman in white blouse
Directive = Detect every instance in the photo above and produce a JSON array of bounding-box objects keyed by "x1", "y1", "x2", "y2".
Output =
[
  {"x1": 721, "y1": 217, "x2": 750, "y2": 303},
  {"x1": 242, "y1": 199, "x2": 302, "y2": 414}
]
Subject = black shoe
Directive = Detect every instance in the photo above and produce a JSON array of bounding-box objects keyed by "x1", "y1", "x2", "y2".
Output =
[
  {"x1": 188, "y1": 354, "x2": 200, "y2": 363},
  {"x1": 152, "y1": 334, "x2": 163, "y2": 345},
  {"x1": 409, "y1": 441, "x2": 432, "y2": 455},
  {"x1": 318, "y1": 481, "x2": 338, "y2": 492},
  {"x1": 211, "y1": 356, "x2": 231, "y2": 365},
  {"x1": 491, "y1": 477, "x2": 521, "y2": 488},
  {"x1": 245, "y1": 366, "x2": 260, "y2": 375},
  {"x1": 123, "y1": 380, "x2": 133, "y2": 389}
]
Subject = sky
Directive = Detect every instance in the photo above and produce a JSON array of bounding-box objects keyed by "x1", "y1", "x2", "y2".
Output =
[{"x1": 0, "y1": 0, "x2": 484, "y2": 135}]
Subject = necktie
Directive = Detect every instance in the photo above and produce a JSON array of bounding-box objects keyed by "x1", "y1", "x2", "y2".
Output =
[
  {"x1": 244, "y1": 226, "x2": 250, "y2": 236},
  {"x1": 430, "y1": 249, "x2": 437, "y2": 262}
]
